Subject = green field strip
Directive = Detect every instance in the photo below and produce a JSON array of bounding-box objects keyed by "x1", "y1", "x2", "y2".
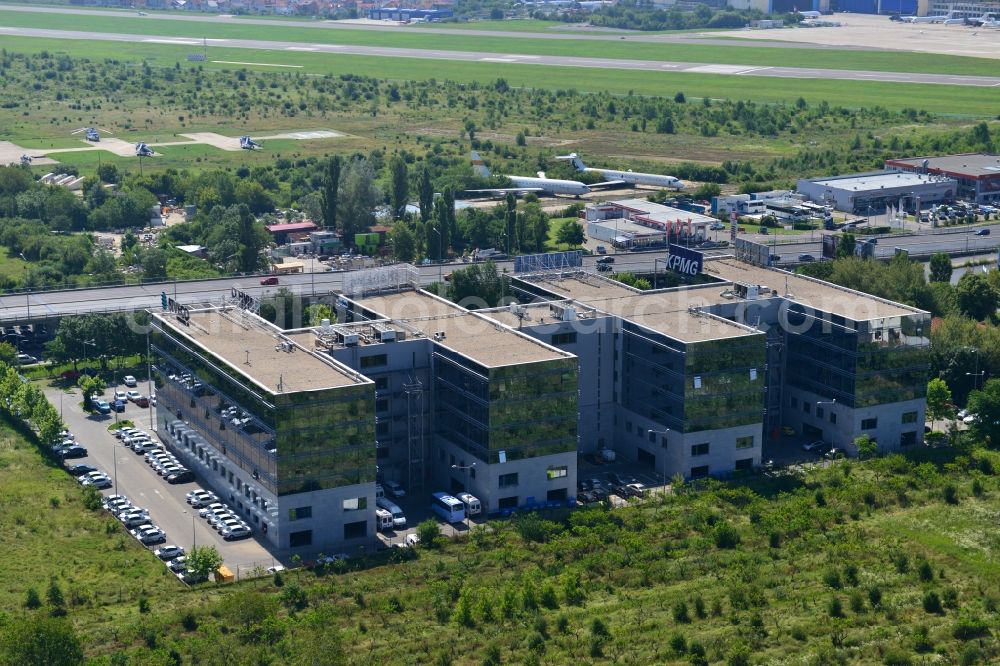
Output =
[{"x1": 1, "y1": 9, "x2": 999, "y2": 76}]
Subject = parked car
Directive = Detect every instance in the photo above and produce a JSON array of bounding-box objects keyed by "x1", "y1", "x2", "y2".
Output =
[
  {"x1": 66, "y1": 463, "x2": 98, "y2": 476},
  {"x1": 60, "y1": 445, "x2": 89, "y2": 459},
  {"x1": 383, "y1": 480, "x2": 406, "y2": 498},
  {"x1": 112, "y1": 399, "x2": 127, "y2": 413},
  {"x1": 123, "y1": 375, "x2": 137, "y2": 387},
  {"x1": 797, "y1": 254, "x2": 816, "y2": 262},
  {"x1": 16, "y1": 353, "x2": 37, "y2": 364},
  {"x1": 260, "y1": 276, "x2": 279, "y2": 286},
  {"x1": 223, "y1": 526, "x2": 252, "y2": 541},
  {"x1": 136, "y1": 527, "x2": 167, "y2": 545},
  {"x1": 963, "y1": 414, "x2": 977, "y2": 424},
  {"x1": 975, "y1": 228, "x2": 991, "y2": 236},
  {"x1": 167, "y1": 470, "x2": 195, "y2": 484},
  {"x1": 125, "y1": 390, "x2": 142, "y2": 402},
  {"x1": 80, "y1": 472, "x2": 112, "y2": 489},
  {"x1": 709, "y1": 222, "x2": 725, "y2": 230},
  {"x1": 167, "y1": 557, "x2": 188, "y2": 573},
  {"x1": 405, "y1": 533, "x2": 421, "y2": 547},
  {"x1": 93, "y1": 400, "x2": 111, "y2": 415},
  {"x1": 802, "y1": 440, "x2": 829, "y2": 453},
  {"x1": 824, "y1": 448, "x2": 846, "y2": 460},
  {"x1": 626, "y1": 482, "x2": 648, "y2": 497},
  {"x1": 154, "y1": 545, "x2": 185, "y2": 561},
  {"x1": 134, "y1": 395, "x2": 149, "y2": 408},
  {"x1": 186, "y1": 490, "x2": 216, "y2": 506},
  {"x1": 114, "y1": 390, "x2": 128, "y2": 402}
]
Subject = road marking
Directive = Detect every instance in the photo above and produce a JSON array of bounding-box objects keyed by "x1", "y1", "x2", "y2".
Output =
[
  {"x1": 480, "y1": 57, "x2": 517, "y2": 62},
  {"x1": 286, "y1": 47, "x2": 318, "y2": 51},
  {"x1": 144, "y1": 38, "x2": 201, "y2": 45},
  {"x1": 211, "y1": 60, "x2": 303, "y2": 68},
  {"x1": 735, "y1": 66, "x2": 772, "y2": 75},
  {"x1": 313, "y1": 44, "x2": 344, "y2": 48}
]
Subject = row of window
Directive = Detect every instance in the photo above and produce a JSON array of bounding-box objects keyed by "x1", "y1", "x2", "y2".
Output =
[
  {"x1": 792, "y1": 396, "x2": 919, "y2": 430},
  {"x1": 288, "y1": 520, "x2": 368, "y2": 548},
  {"x1": 288, "y1": 496, "x2": 368, "y2": 521}
]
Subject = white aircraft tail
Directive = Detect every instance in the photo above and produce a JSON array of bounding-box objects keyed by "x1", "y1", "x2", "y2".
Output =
[
  {"x1": 470, "y1": 151, "x2": 491, "y2": 178},
  {"x1": 555, "y1": 152, "x2": 587, "y2": 172}
]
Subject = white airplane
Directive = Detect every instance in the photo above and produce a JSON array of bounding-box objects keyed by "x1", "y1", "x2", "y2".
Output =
[
  {"x1": 969, "y1": 12, "x2": 1000, "y2": 26},
  {"x1": 797, "y1": 10, "x2": 821, "y2": 19},
  {"x1": 135, "y1": 142, "x2": 154, "y2": 157},
  {"x1": 239, "y1": 135, "x2": 262, "y2": 150},
  {"x1": 904, "y1": 12, "x2": 952, "y2": 23},
  {"x1": 137, "y1": 11, "x2": 147, "y2": 16},
  {"x1": 556, "y1": 153, "x2": 684, "y2": 190},
  {"x1": 469, "y1": 151, "x2": 591, "y2": 197}
]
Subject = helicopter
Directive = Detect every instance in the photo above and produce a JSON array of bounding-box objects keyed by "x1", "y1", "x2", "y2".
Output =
[
  {"x1": 71, "y1": 127, "x2": 110, "y2": 142},
  {"x1": 239, "y1": 135, "x2": 262, "y2": 150},
  {"x1": 19, "y1": 155, "x2": 32, "y2": 166},
  {"x1": 135, "y1": 142, "x2": 154, "y2": 157}
]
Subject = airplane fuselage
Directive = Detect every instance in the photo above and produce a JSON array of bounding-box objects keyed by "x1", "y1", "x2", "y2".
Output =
[
  {"x1": 584, "y1": 167, "x2": 682, "y2": 189},
  {"x1": 507, "y1": 175, "x2": 590, "y2": 196}
]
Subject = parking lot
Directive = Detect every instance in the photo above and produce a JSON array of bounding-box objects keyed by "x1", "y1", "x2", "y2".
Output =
[{"x1": 44, "y1": 384, "x2": 279, "y2": 578}]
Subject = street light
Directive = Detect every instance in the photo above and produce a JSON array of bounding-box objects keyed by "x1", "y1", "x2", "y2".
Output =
[
  {"x1": 18, "y1": 253, "x2": 30, "y2": 321},
  {"x1": 653, "y1": 258, "x2": 665, "y2": 289},
  {"x1": 431, "y1": 227, "x2": 442, "y2": 282},
  {"x1": 183, "y1": 509, "x2": 196, "y2": 549},
  {"x1": 648, "y1": 429, "x2": 671, "y2": 486}
]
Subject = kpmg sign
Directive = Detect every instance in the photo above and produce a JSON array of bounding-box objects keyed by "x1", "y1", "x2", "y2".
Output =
[{"x1": 666, "y1": 244, "x2": 704, "y2": 276}]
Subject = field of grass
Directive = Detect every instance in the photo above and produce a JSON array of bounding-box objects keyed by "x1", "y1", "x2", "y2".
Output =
[
  {"x1": 4, "y1": 35, "x2": 999, "y2": 120},
  {"x1": 0, "y1": 411, "x2": 179, "y2": 617},
  {"x1": 4, "y1": 8, "x2": 1000, "y2": 77}
]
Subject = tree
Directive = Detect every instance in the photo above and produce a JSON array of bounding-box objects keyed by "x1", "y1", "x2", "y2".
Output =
[
  {"x1": 967, "y1": 378, "x2": 1000, "y2": 448},
  {"x1": 956, "y1": 273, "x2": 998, "y2": 321},
  {"x1": 556, "y1": 219, "x2": 585, "y2": 247},
  {"x1": 929, "y1": 253, "x2": 953, "y2": 283},
  {"x1": 415, "y1": 519, "x2": 442, "y2": 547},
  {"x1": 926, "y1": 378, "x2": 953, "y2": 424},
  {"x1": 141, "y1": 248, "x2": 168, "y2": 280},
  {"x1": 389, "y1": 222, "x2": 416, "y2": 263},
  {"x1": 320, "y1": 155, "x2": 341, "y2": 230},
  {"x1": 337, "y1": 159, "x2": 381, "y2": 248},
  {"x1": 692, "y1": 183, "x2": 722, "y2": 199},
  {"x1": 836, "y1": 233, "x2": 856, "y2": 259},
  {"x1": 304, "y1": 303, "x2": 333, "y2": 327},
  {"x1": 388, "y1": 154, "x2": 408, "y2": 220},
  {"x1": 0, "y1": 342, "x2": 16, "y2": 367},
  {"x1": 854, "y1": 434, "x2": 877, "y2": 459},
  {"x1": 449, "y1": 261, "x2": 505, "y2": 309},
  {"x1": 77, "y1": 375, "x2": 106, "y2": 411},
  {"x1": 0, "y1": 616, "x2": 83, "y2": 666},
  {"x1": 219, "y1": 589, "x2": 279, "y2": 636},
  {"x1": 186, "y1": 545, "x2": 224, "y2": 581},
  {"x1": 418, "y1": 167, "x2": 434, "y2": 224}
]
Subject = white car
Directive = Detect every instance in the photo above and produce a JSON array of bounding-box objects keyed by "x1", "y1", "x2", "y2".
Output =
[
  {"x1": 199, "y1": 503, "x2": 225, "y2": 518},
  {"x1": 963, "y1": 414, "x2": 977, "y2": 424},
  {"x1": 405, "y1": 533, "x2": 421, "y2": 547},
  {"x1": 123, "y1": 375, "x2": 137, "y2": 387},
  {"x1": 125, "y1": 390, "x2": 142, "y2": 402},
  {"x1": 957, "y1": 409, "x2": 969, "y2": 419},
  {"x1": 114, "y1": 390, "x2": 128, "y2": 402},
  {"x1": 223, "y1": 525, "x2": 252, "y2": 541},
  {"x1": 186, "y1": 491, "x2": 217, "y2": 507}
]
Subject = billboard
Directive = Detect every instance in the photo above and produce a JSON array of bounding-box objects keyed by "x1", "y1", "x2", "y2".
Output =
[
  {"x1": 514, "y1": 251, "x2": 583, "y2": 273},
  {"x1": 666, "y1": 244, "x2": 704, "y2": 276}
]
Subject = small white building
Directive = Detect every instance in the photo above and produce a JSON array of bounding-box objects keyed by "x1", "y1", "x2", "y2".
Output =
[{"x1": 583, "y1": 199, "x2": 712, "y2": 249}]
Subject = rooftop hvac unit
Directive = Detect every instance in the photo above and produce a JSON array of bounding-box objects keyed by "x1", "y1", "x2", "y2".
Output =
[
  {"x1": 320, "y1": 318, "x2": 332, "y2": 333},
  {"x1": 549, "y1": 303, "x2": 576, "y2": 321},
  {"x1": 372, "y1": 323, "x2": 397, "y2": 342},
  {"x1": 332, "y1": 325, "x2": 359, "y2": 346}
]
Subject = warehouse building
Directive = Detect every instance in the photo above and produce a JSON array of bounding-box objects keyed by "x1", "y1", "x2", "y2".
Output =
[
  {"x1": 796, "y1": 171, "x2": 956, "y2": 214},
  {"x1": 583, "y1": 199, "x2": 713, "y2": 250},
  {"x1": 885, "y1": 153, "x2": 1000, "y2": 204}
]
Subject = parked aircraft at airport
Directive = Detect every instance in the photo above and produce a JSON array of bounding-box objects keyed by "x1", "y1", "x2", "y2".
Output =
[{"x1": 556, "y1": 153, "x2": 684, "y2": 190}]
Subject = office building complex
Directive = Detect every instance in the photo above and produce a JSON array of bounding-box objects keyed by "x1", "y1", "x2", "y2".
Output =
[
  {"x1": 885, "y1": 154, "x2": 1000, "y2": 204},
  {"x1": 150, "y1": 254, "x2": 928, "y2": 552}
]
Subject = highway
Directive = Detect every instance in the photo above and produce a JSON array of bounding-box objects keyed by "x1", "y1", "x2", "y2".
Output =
[
  {"x1": 2, "y1": 225, "x2": 997, "y2": 323},
  {"x1": 2, "y1": 25, "x2": 1000, "y2": 88}
]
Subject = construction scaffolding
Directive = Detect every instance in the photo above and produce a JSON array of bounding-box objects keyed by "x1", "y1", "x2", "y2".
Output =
[{"x1": 342, "y1": 264, "x2": 419, "y2": 299}]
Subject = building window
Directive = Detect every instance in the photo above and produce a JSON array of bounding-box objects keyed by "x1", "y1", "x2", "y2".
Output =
[
  {"x1": 344, "y1": 520, "x2": 367, "y2": 540},
  {"x1": 690, "y1": 465, "x2": 709, "y2": 479},
  {"x1": 817, "y1": 407, "x2": 824, "y2": 419},
  {"x1": 830, "y1": 412, "x2": 837, "y2": 424},
  {"x1": 343, "y1": 497, "x2": 367, "y2": 511},
  {"x1": 499, "y1": 472, "x2": 519, "y2": 488},
  {"x1": 735, "y1": 458, "x2": 753, "y2": 471},
  {"x1": 900, "y1": 431, "x2": 917, "y2": 447},
  {"x1": 375, "y1": 377, "x2": 389, "y2": 391},
  {"x1": 288, "y1": 506, "x2": 312, "y2": 521},
  {"x1": 498, "y1": 496, "x2": 518, "y2": 510},
  {"x1": 648, "y1": 430, "x2": 656, "y2": 443},
  {"x1": 546, "y1": 466, "x2": 568, "y2": 480},
  {"x1": 552, "y1": 332, "x2": 577, "y2": 346},
  {"x1": 376, "y1": 421, "x2": 389, "y2": 436},
  {"x1": 736, "y1": 436, "x2": 754, "y2": 450},
  {"x1": 862, "y1": 418, "x2": 878, "y2": 430},
  {"x1": 691, "y1": 443, "x2": 709, "y2": 457},
  {"x1": 803, "y1": 402, "x2": 811, "y2": 414},
  {"x1": 360, "y1": 354, "x2": 387, "y2": 369},
  {"x1": 377, "y1": 447, "x2": 389, "y2": 459},
  {"x1": 547, "y1": 488, "x2": 567, "y2": 501},
  {"x1": 902, "y1": 411, "x2": 918, "y2": 424},
  {"x1": 289, "y1": 530, "x2": 312, "y2": 548},
  {"x1": 626, "y1": 421, "x2": 633, "y2": 434},
  {"x1": 375, "y1": 399, "x2": 389, "y2": 413}
]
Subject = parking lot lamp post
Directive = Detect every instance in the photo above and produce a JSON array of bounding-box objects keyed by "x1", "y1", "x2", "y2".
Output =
[
  {"x1": 647, "y1": 429, "x2": 671, "y2": 486},
  {"x1": 653, "y1": 258, "x2": 665, "y2": 290},
  {"x1": 183, "y1": 510, "x2": 195, "y2": 549}
]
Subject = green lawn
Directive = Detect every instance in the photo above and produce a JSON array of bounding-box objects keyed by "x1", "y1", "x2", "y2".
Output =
[
  {"x1": 4, "y1": 35, "x2": 999, "y2": 118},
  {"x1": 0, "y1": 251, "x2": 30, "y2": 283},
  {"x1": 3, "y1": 9, "x2": 1000, "y2": 77}
]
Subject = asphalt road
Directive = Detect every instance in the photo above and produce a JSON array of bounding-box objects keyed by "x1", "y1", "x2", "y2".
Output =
[
  {"x1": 0, "y1": 4, "x2": 879, "y2": 50},
  {"x1": 3, "y1": 25, "x2": 1000, "y2": 88},
  {"x1": 47, "y1": 385, "x2": 279, "y2": 575}
]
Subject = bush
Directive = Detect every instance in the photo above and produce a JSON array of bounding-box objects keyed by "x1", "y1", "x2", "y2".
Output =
[
  {"x1": 868, "y1": 586, "x2": 883, "y2": 608},
  {"x1": 669, "y1": 632, "x2": 687, "y2": 654},
  {"x1": 912, "y1": 624, "x2": 933, "y2": 653},
  {"x1": 828, "y1": 597, "x2": 843, "y2": 618},
  {"x1": 672, "y1": 600, "x2": 691, "y2": 623},
  {"x1": 849, "y1": 591, "x2": 866, "y2": 614},
  {"x1": 23, "y1": 587, "x2": 41, "y2": 609},
  {"x1": 943, "y1": 484, "x2": 959, "y2": 504},
  {"x1": 922, "y1": 590, "x2": 943, "y2": 614},
  {"x1": 883, "y1": 649, "x2": 913, "y2": 666},
  {"x1": 917, "y1": 560, "x2": 934, "y2": 582},
  {"x1": 712, "y1": 522, "x2": 741, "y2": 549},
  {"x1": 952, "y1": 613, "x2": 989, "y2": 640},
  {"x1": 823, "y1": 570, "x2": 842, "y2": 590}
]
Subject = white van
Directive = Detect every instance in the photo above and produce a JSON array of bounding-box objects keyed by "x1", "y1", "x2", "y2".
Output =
[
  {"x1": 376, "y1": 497, "x2": 406, "y2": 528},
  {"x1": 455, "y1": 492, "x2": 481, "y2": 516},
  {"x1": 375, "y1": 508, "x2": 394, "y2": 532},
  {"x1": 375, "y1": 484, "x2": 384, "y2": 500}
]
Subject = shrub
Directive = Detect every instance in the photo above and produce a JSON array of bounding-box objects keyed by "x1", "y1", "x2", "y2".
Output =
[
  {"x1": 943, "y1": 484, "x2": 959, "y2": 504},
  {"x1": 590, "y1": 618, "x2": 609, "y2": 639},
  {"x1": 790, "y1": 626, "x2": 807, "y2": 641},
  {"x1": 713, "y1": 522, "x2": 741, "y2": 549},
  {"x1": 669, "y1": 632, "x2": 687, "y2": 654},
  {"x1": 868, "y1": 586, "x2": 883, "y2": 608},
  {"x1": 138, "y1": 595, "x2": 150, "y2": 614},
  {"x1": 843, "y1": 564, "x2": 859, "y2": 587},
  {"x1": 828, "y1": 597, "x2": 843, "y2": 618},
  {"x1": 942, "y1": 587, "x2": 959, "y2": 609},
  {"x1": 912, "y1": 624, "x2": 933, "y2": 653},
  {"x1": 672, "y1": 600, "x2": 691, "y2": 623},
  {"x1": 922, "y1": 591, "x2": 943, "y2": 614},
  {"x1": 849, "y1": 591, "x2": 866, "y2": 614},
  {"x1": 883, "y1": 649, "x2": 913, "y2": 666},
  {"x1": 180, "y1": 611, "x2": 198, "y2": 631},
  {"x1": 555, "y1": 615, "x2": 569, "y2": 634},
  {"x1": 917, "y1": 560, "x2": 934, "y2": 582},
  {"x1": 823, "y1": 570, "x2": 842, "y2": 590},
  {"x1": 693, "y1": 595, "x2": 706, "y2": 619},
  {"x1": 952, "y1": 613, "x2": 989, "y2": 640}
]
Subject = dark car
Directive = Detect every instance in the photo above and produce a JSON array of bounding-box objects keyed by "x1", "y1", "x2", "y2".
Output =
[
  {"x1": 66, "y1": 464, "x2": 98, "y2": 476},
  {"x1": 797, "y1": 254, "x2": 816, "y2": 262},
  {"x1": 60, "y1": 445, "x2": 89, "y2": 459},
  {"x1": 260, "y1": 276, "x2": 279, "y2": 286},
  {"x1": 167, "y1": 470, "x2": 195, "y2": 484},
  {"x1": 590, "y1": 487, "x2": 609, "y2": 502},
  {"x1": 975, "y1": 229, "x2": 991, "y2": 236},
  {"x1": 606, "y1": 472, "x2": 626, "y2": 486},
  {"x1": 112, "y1": 399, "x2": 127, "y2": 413}
]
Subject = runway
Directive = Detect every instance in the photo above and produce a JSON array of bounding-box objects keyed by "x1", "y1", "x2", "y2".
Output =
[
  {"x1": 0, "y1": 4, "x2": 879, "y2": 50},
  {"x1": 4, "y1": 25, "x2": 1000, "y2": 88}
]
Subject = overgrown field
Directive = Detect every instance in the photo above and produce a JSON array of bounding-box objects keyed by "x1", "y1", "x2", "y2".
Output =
[{"x1": 2, "y1": 401, "x2": 1000, "y2": 665}]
